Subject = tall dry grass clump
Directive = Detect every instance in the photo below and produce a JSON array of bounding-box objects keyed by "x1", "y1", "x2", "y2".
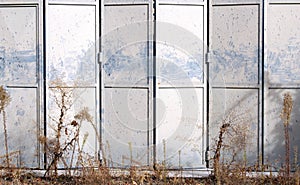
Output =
[
  {"x1": 42, "y1": 80, "x2": 76, "y2": 176},
  {"x1": 41, "y1": 80, "x2": 105, "y2": 178},
  {"x1": 212, "y1": 105, "x2": 254, "y2": 185},
  {"x1": 0, "y1": 86, "x2": 11, "y2": 168}
]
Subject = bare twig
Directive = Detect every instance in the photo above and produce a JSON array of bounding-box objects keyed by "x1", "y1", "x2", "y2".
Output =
[{"x1": 0, "y1": 86, "x2": 11, "y2": 168}]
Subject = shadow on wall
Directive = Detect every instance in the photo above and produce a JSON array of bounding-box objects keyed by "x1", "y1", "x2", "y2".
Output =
[
  {"x1": 209, "y1": 88, "x2": 258, "y2": 167},
  {"x1": 264, "y1": 36, "x2": 300, "y2": 170},
  {"x1": 264, "y1": 82, "x2": 300, "y2": 170}
]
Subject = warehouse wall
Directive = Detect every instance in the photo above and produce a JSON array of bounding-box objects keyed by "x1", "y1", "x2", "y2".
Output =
[{"x1": 0, "y1": 0, "x2": 299, "y2": 170}]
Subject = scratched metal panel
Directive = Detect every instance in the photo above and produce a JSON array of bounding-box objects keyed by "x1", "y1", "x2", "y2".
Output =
[
  {"x1": 211, "y1": 5, "x2": 259, "y2": 85},
  {"x1": 103, "y1": 88, "x2": 148, "y2": 167},
  {"x1": 267, "y1": 5, "x2": 300, "y2": 85},
  {"x1": 47, "y1": 87, "x2": 97, "y2": 167},
  {"x1": 156, "y1": 3, "x2": 206, "y2": 168},
  {"x1": 47, "y1": 3, "x2": 99, "y2": 167},
  {"x1": 209, "y1": 89, "x2": 258, "y2": 164},
  {"x1": 48, "y1": 5, "x2": 96, "y2": 85},
  {"x1": 0, "y1": 88, "x2": 38, "y2": 167},
  {"x1": 0, "y1": 6, "x2": 40, "y2": 168},
  {"x1": 156, "y1": 88, "x2": 204, "y2": 168},
  {"x1": 103, "y1": 5, "x2": 149, "y2": 87},
  {"x1": 102, "y1": 3, "x2": 150, "y2": 167},
  {"x1": 264, "y1": 89, "x2": 300, "y2": 170},
  {"x1": 157, "y1": 5, "x2": 204, "y2": 86},
  {"x1": 0, "y1": 6, "x2": 37, "y2": 85}
]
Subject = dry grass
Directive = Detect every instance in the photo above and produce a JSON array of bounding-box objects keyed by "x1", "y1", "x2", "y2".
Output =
[
  {"x1": 0, "y1": 84, "x2": 299, "y2": 184},
  {"x1": 0, "y1": 85, "x2": 11, "y2": 168},
  {"x1": 210, "y1": 91, "x2": 300, "y2": 185}
]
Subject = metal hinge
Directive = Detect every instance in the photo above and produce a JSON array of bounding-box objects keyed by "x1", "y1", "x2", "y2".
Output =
[
  {"x1": 205, "y1": 150, "x2": 210, "y2": 168},
  {"x1": 98, "y1": 149, "x2": 103, "y2": 165},
  {"x1": 97, "y1": 52, "x2": 103, "y2": 64},
  {"x1": 205, "y1": 52, "x2": 212, "y2": 64}
]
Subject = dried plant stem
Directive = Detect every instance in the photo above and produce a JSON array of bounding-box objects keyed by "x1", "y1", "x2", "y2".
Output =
[
  {"x1": 128, "y1": 142, "x2": 133, "y2": 166},
  {"x1": 54, "y1": 91, "x2": 67, "y2": 176},
  {"x1": 2, "y1": 110, "x2": 9, "y2": 168},
  {"x1": 284, "y1": 123, "x2": 290, "y2": 178},
  {"x1": 70, "y1": 124, "x2": 80, "y2": 170},
  {"x1": 281, "y1": 92, "x2": 293, "y2": 179},
  {"x1": 0, "y1": 86, "x2": 11, "y2": 168},
  {"x1": 214, "y1": 123, "x2": 230, "y2": 185},
  {"x1": 45, "y1": 87, "x2": 72, "y2": 177},
  {"x1": 44, "y1": 133, "x2": 78, "y2": 177}
]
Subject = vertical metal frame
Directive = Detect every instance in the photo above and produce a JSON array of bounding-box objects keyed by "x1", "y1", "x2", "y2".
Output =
[
  {"x1": 149, "y1": 0, "x2": 155, "y2": 167},
  {"x1": 258, "y1": 0, "x2": 265, "y2": 167},
  {"x1": 152, "y1": 0, "x2": 157, "y2": 167},
  {"x1": 43, "y1": 0, "x2": 48, "y2": 169},
  {"x1": 100, "y1": 0, "x2": 104, "y2": 164},
  {"x1": 38, "y1": 0, "x2": 44, "y2": 169},
  {"x1": 43, "y1": 0, "x2": 48, "y2": 170},
  {"x1": 261, "y1": 0, "x2": 267, "y2": 167}
]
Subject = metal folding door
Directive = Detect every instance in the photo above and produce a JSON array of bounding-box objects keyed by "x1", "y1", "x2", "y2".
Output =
[
  {"x1": 102, "y1": 0, "x2": 208, "y2": 169},
  {"x1": 1, "y1": 0, "x2": 300, "y2": 170}
]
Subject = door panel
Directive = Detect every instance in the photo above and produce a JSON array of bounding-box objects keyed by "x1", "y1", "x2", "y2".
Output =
[
  {"x1": 103, "y1": 5, "x2": 149, "y2": 87},
  {"x1": 210, "y1": 88, "x2": 259, "y2": 162},
  {"x1": 267, "y1": 5, "x2": 300, "y2": 84},
  {"x1": 264, "y1": 2, "x2": 300, "y2": 169},
  {"x1": 210, "y1": 1, "x2": 261, "y2": 165},
  {"x1": 103, "y1": 88, "x2": 148, "y2": 166},
  {"x1": 157, "y1": 5, "x2": 204, "y2": 86},
  {"x1": 47, "y1": 1, "x2": 99, "y2": 167},
  {"x1": 102, "y1": 2, "x2": 151, "y2": 167},
  {"x1": 0, "y1": 5, "x2": 41, "y2": 168},
  {"x1": 156, "y1": 88, "x2": 204, "y2": 168},
  {"x1": 211, "y1": 5, "x2": 259, "y2": 85},
  {"x1": 48, "y1": 5, "x2": 97, "y2": 84},
  {"x1": 156, "y1": 1, "x2": 207, "y2": 168}
]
